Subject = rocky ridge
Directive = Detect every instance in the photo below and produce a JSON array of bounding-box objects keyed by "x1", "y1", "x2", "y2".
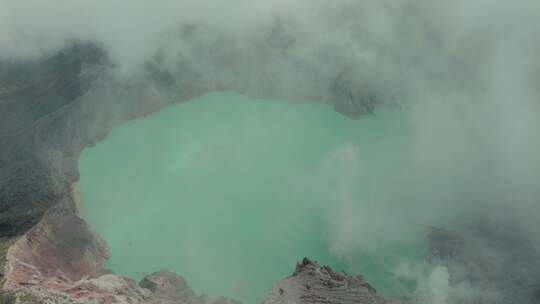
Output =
[{"x1": 264, "y1": 257, "x2": 398, "y2": 304}]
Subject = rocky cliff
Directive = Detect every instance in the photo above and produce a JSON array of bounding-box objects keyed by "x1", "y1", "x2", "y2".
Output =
[{"x1": 264, "y1": 258, "x2": 398, "y2": 304}]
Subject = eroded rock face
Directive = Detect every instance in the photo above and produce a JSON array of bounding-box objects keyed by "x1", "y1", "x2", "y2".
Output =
[
  {"x1": 5, "y1": 184, "x2": 109, "y2": 284},
  {"x1": 2, "y1": 209, "x2": 240, "y2": 303},
  {"x1": 139, "y1": 270, "x2": 240, "y2": 304},
  {"x1": 140, "y1": 270, "x2": 195, "y2": 303},
  {"x1": 1, "y1": 183, "x2": 127, "y2": 303},
  {"x1": 4, "y1": 274, "x2": 151, "y2": 304},
  {"x1": 264, "y1": 257, "x2": 398, "y2": 304},
  {"x1": 0, "y1": 178, "x2": 241, "y2": 303},
  {"x1": 3, "y1": 265, "x2": 241, "y2": 303}
]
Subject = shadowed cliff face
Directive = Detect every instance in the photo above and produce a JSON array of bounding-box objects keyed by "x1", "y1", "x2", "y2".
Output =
[
  {"x1": 0, "y1": 44, "x2": 105, "y2": 136},
  {"x1": 0, "y1": 44, "x2": 108, "y2": 238}
]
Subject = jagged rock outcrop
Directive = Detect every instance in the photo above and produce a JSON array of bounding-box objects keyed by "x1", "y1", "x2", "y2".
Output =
[
  {"x1": 139, "y1": 270, "x2": 240, "y2": 304},
  {"x1": 3, "y1": 183, "x2": 109, "y2": 286},
  {"x1": 140, "y1": 270, "x2": 196, "y2": 303},
  {"x1": 2, "y1": 268, "x2": 242, "y2": 304},
  {"x1": 1, "y1": 182, "x2": 134, "y2": 303},
  {"x1": 3, "y1": 212, "x2": 240, "y2": 303},
  {"x1": 264, "y1": 257, "x2": 398, "y2": 304},
  {"x1": 0, "y1": 179, "x2": 241, "y2": 303}
]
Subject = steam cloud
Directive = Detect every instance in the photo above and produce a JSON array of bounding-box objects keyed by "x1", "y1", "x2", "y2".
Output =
[{"x1": 2, "y1": 0, "x2": 540, "y2": 303}]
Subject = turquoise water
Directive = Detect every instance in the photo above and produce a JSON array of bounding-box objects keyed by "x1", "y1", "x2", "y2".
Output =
[{"x1": 80, "y1": 92, "x2": 424, "y2": 303}]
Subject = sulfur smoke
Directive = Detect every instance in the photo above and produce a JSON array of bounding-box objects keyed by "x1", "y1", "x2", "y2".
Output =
[{"x1": 2, "y1": 0, "x2": 540, "y2": 303}]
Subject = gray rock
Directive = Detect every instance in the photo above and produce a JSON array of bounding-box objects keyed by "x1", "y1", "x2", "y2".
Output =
[
  {"x1": 264, "y1": 257, "x2": 398, "y2": 304},
  {"x1": 139, "y1": 270, "x2": 241, "y2": 304},
  {"x1": 139, "y1": 270, "x2": 195, "y2": 303}
]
